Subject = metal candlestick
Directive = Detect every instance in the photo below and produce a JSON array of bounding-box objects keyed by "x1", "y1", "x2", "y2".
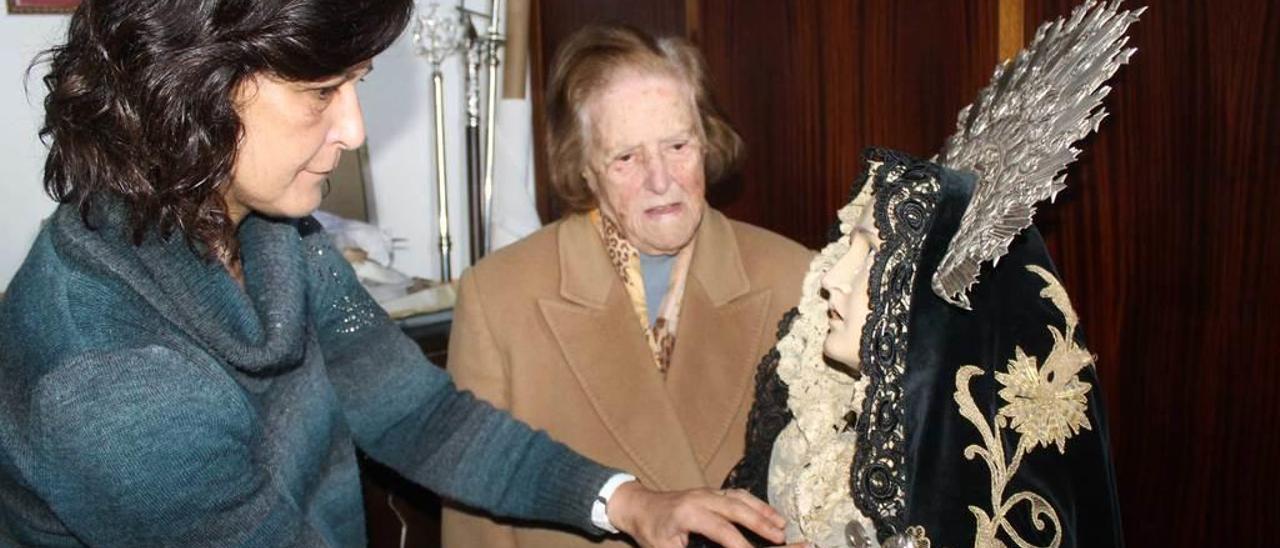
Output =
[
  {"x1": 412, "y1": 4, "x2": 466, "y2": 281},
  {"x1": 480, "y1": 0, "x2": 504, "y2": 251},
  {"x1": 461, "y1": 9, "x2": 486, "y2": 264}
]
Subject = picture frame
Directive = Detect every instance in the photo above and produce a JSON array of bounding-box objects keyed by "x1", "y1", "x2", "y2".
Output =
[{"x1": 6, "y1": 0, "x2": 79, "y2": 14}]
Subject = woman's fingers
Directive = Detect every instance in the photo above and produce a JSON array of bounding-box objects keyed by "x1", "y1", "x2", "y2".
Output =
[
  {"x1": 721, "y1": 488, "x2": 786, "y2": 529},
  {"x1": 683, "y1": 504, "x2": 753, "y2": 548},
  {"x1": 698, "y1": 490, "x2": 785, "y2": 545}
]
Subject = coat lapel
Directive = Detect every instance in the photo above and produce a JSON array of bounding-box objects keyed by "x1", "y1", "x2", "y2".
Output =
[
  {"x1": 665, "y1": 210, "x2": 772, "y2": 468},
  {"x1": 539, "y1": 215, "x2": 706, "y2": 490}
]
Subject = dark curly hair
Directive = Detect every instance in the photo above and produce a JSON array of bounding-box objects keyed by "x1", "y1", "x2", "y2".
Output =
[{"x1": 38, "y1": 0, "x2": 413, "y2": 263}]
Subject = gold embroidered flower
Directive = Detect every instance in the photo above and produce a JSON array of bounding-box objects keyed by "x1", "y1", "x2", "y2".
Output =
[{"x1": 994, "y1": 334, "x2": 1093, "y2": 453}]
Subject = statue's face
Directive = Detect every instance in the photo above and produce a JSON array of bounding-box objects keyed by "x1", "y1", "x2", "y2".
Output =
[{"x1": 821, "y1": 200, "x2": 882, "y2": 368}]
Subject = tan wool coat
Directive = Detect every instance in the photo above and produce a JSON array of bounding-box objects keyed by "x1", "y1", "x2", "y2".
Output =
[{"x1": 441, "y1": 209, "x2": 811, "y2": 547}]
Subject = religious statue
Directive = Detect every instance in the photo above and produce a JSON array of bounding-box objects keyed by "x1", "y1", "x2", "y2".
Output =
[{"x1": 704, "y1": 2, "x2": 1142, "y2": 547}]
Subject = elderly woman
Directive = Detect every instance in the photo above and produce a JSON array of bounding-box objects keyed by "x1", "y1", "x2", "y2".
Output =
[
  {"x1": 0, "y1": 3, "x2": 792, "y2": 547},
  {"x1": 442, "y1": 25, "x2": 813, "y2": 548},
  {"x1": 717, "y1": 149, "x2": 1125, "y2": 548}
]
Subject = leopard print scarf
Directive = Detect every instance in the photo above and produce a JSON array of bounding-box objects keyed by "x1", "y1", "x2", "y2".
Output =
[{"x1": 590, "y1": 210, "x2": 695, "y2": 373}]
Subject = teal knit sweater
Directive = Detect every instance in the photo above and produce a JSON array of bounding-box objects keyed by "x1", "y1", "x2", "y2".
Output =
[{"x1": 0, "y1": 202, "x2": 616, "y2": 546}]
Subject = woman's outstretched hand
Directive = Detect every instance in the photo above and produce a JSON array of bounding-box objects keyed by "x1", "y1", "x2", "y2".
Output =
[{"x1": 606, "y1": 481, "x2": 807, "y2": 548}]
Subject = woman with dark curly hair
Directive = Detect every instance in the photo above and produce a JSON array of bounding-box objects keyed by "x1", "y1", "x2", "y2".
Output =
[{"x1": 0, "y1": 2, "x2": 793, "y2": 547}]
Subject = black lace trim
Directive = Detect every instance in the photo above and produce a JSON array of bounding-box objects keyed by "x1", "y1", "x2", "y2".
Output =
[
  {"x1": 850, "y1": 148, "x2": 941, "y2": 542},
  {"x1": 722, "y1": 307, "x2": 800, "y2": 500},
  {"x1": 688, "y1": 308, "x2": 799, "y2": 548}
]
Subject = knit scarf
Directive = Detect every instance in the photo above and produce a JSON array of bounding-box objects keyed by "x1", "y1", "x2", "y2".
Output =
[{"x1": 590, "y1": 210, "x2": 694, "y2": 373}]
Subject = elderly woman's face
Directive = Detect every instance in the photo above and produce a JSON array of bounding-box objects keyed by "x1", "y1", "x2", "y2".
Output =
[
  {"x1": 821, "y1": 200, "x2": 882, "y2": 368},
  {"x1": 225, "y1": 62, "x2": 372, "y2": 223},
  {"x1": 582, "y1": 70, "x2": 705, "y2": 255}
]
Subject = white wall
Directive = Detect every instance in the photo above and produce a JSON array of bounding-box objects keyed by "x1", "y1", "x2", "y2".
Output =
[
  {"x1": 0, "y1": 3, "x2": 540, "y2": 289},
  {"x1": 361, "y1": 0, "x2": 540, "y2": 280},
  {"x1": 0, "y1": 14, "x2": 65, "y2": 290}
]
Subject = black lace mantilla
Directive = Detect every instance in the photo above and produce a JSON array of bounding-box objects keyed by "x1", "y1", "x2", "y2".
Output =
[
  {"x1": 722, "y1": 307, "x2": 800, "y2": 501},
  {"x1": 695, "y1": 149, "x2": 942, "y2": 548},
  {"x1": 851, "y1": 149, "x2": 941, "y2": 542}
]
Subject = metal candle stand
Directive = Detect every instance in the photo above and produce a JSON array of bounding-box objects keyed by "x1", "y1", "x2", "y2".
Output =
[{"x1": 412, "y1": 1, "x2": 505, "y2": 282}]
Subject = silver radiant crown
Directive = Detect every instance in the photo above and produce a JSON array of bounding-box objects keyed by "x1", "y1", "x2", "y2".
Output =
[{"x1": 932, "y1": 0, "x2": 1143, "y2": 309}]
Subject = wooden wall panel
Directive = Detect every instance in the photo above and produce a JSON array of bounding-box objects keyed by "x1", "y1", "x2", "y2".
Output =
[
  {"x1": 697, "y1": 0, "x2": 1000, "y2": 248},
  {"x1": 1026, "y1": 2, "x2": 1280, "y2": 546},
  {"x1": 534, "y1": 0, "x2": 687, "y2": 48}
]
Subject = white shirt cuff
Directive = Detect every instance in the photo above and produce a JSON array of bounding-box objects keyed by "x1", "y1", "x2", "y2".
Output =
[{"x1": 590, "y1": 473, "x2": 637, "y2": 534}]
